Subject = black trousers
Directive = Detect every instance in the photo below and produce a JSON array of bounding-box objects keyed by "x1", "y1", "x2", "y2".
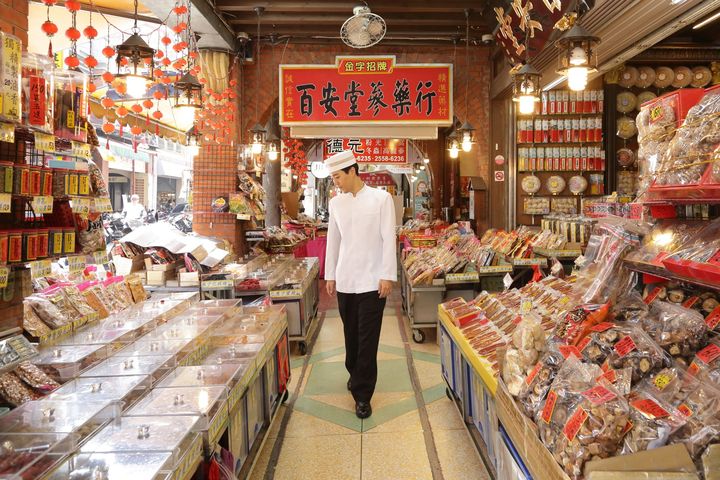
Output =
[{"x1": 337, "y1": 291, "x2": 386, "y2": 403}]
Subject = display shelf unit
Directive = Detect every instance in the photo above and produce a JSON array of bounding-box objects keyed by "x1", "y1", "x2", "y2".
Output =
[{"x1": 623, "y1": 258, "x2": 720, "y2": 292}]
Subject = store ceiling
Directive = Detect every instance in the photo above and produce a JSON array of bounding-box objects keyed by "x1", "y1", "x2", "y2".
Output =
[{"x1": 213, "y1": 0, "x2": 510, "y2": 45}]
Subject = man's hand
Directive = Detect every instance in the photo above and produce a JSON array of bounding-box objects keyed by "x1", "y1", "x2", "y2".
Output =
[
  {"x1": 326, "y1": 280, "x2": 336, "y2": 297},
  {"x1": 378, "y1": 280, "x2": 393, "y2": 299}
]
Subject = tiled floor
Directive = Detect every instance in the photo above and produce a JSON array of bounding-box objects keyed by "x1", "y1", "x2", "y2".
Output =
[{"x1": 248, "y1": 284, "x2": 491, "y2": 480}]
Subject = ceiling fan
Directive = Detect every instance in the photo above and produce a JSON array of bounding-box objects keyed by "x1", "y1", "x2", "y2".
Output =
[{"x1": 340, "y1": 5, "x2": 387, "y2": 48}]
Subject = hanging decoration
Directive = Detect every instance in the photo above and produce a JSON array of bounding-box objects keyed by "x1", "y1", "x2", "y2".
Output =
[
  {"x1": 282, "y1": 128, "x2": 307, "y2": 190},
  {"x1": 554, "y1": 5, "x2": 600, "y2": 92},
  {"x1": 456, "y1": 9, "x2": 476, "y2": 153},
  {"x1": 63, "y1": 1, "x2": 81, "y2": 68},
  {"x1": 512, "y1": 3, "x2": 542, "y2": 115},
  {"x1": 114, "y1": 0, "x2": 155, "y2": 99}
]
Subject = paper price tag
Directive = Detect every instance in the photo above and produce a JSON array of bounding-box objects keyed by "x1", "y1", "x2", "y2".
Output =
[
  {"x1": 644, "y1": 287, "x2": 663, "y2": 305},
  {"x1": 541, "y1": 390, "x2": 558, "y2": 424},
  {"x1": 677, "y1": 403, "x2": 693, "y2": 418},
  {"x1": 590, "y1": 322, "x2": 615, "y2": 332},
  {"x1": 30, "y1": 259, "x2": 52, "y2": 279},
  {"x1": 67, "y1": 255, "x2": 86, "y2": 274},
  {"x1": 32, "y1": 196, "x2": 53, "y2": 214},
  {"x1": 563, "y1": 407, "x2": 588, "y2": 441},
  {"x1": 614, "y1": 335, "x2": 637, "y2": 358},
  {"x1": 705, "y1": 305, "x2": 720, "y2": 330},
  {"x1": 94, "y1": 197, "x2": 113, "y2": 213},
  {"x1": 34, "y1": 132, "x2": 55, "y2": 152},
  {"x1": 71, "y1": 197, "x2": 91, "y2": 214},
  {"x1": 0, "y1": 193, "x2": 10, "y2": 213},
  {"x1": 519, "y1": 297, "x2": 533, "y2": 315},
  {"x1": 526, "y1": 362, "x2": 542, "y2": 385},
  {"x1": 559, "y1": 345, "x2": 583, "y2": 360},
  {"x1": 71, "y1": 141, "x2": 91, "y2": 160},
  {"x1": 92, "y1": 251, "x2": 108, "y2": 265},
  {"x1": 653, "y1": 373, "x2": 672, "y2": 391},
  {"x1": 0, "y1": 267, "x2": 9, "y2": 288},
  {"x1": 503, "y1": 273, "x2": 513, "y2": 289},
  {"x1": 631, "y1": 398, "x2": 670, "y2": 420},
  {"x1": 0, "y1": 123, "x2": 14, "y2": 143},
  {"x1": 696, "y1": 343, "x2": 720, "y2": 365},
  {"x1": 581, "y1": 385, "x2": 617, "y2": 405}
]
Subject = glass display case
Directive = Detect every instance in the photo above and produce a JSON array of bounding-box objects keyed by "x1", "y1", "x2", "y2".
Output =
[
  {"x1": 114, "y1": 339, "x2": 193, "y2": 359},
  {"x1": 203, "y1": 342, "x2": 263, "y2": 365},
  {"x1": 156, "y1": 364, "x2": 248, "y2": 391},
  {"x1": 0, "y1": 399, "x2": 117, "y2": 435},
  {"x1": 44, "y1": 452, "x2": 173, "y2": 480}
]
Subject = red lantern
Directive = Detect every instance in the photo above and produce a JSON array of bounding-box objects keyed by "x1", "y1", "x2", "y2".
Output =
[
  {"x1": 42, "y1": 0, "x2": 56, "y2": 5},
  {"x1": 88, "y1": 83, "x2": 97, "y2": 93},
  {"x1": 155, "y1": 50, "x2": 164, "y2": 59},
  {"x1": 115, "y1": 83, "x2": 127, "y2": 95},
  {"x1": 116, "y1": 106, "x2": 129, "y2": 118},
  {"x1": 153, "y1": 68, "x2": 164, "y2": 78},
  {"x1": 173, "y1": 23, "x2": 187, "y2": 33},
  {"x1": 64, "y1": 55, "x2": 80, "y2": 68},
  {"x1": 84, "y1": 55, "x2": 98, "y2": 68},
  {"x1": 130, "y1": 125, "x2": 142, "y2": 135},
  {"x1": 102, "y1": 71, "x2": 115, "y2": 83},
  {"x1": 102, "y1": 46, "x2": 116, "y2": 58},
  {"x1": 172, "y1": 59, "x2": 186, "y2": 70},
  {"x1": 173, "y1": 5, "x2": 188, "y2": 14},
  {"x1": 102, "y1": 123, "x2": 115, "y2": 134},
  {"x1": 161, "y1": 36, "x2": 172, "y2": 45},
  {"x1": 162, "y1": 76, "x2": 173, "y2": 85},
  {"x1": 41, "y1": 21, "x2": 58, "y2": 37},
  {"x1": 131, "y1": 104, "x2": 143, "y2": 114},
  {"x1": 152, "y1": 110, "x2": 163, "y2": 120},
  {"x1": 83, "y1": 25, "x2": 98, "y2": 39},
  {"x1": 143, "y1": 57, "x2": 153, "y2": 66},
  {"x1": 229, "y1": 79, "x2": 237, "y2": 87},
  {"x1": 65, "y1": 27, "x2": 81, "y2": 41},
  {"x1": 189, "y1": 51, "x2": 198, "y2": 59},
  {"x1": 101, "y1": 97, "x2": 115, "y2": 108},
  {"x1": 119, "y1": 57, "x2": 129, "y2": 67},
  {"x1": 143, "y1": 99, "x2": 154, "y2": 109},
  {"x1": 161, "y1": 58, "x2": 171, "y2": 67},
  {"x1": 65, "y1": 0, "x2": 81, "y2": 11},
  {"x1": 153, "y1": 90, "x2": 164, "y2": 100}
]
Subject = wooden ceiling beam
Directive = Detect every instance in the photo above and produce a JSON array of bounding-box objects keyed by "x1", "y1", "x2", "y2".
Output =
[{"x1": 226, "y1": 14, "x2": 489, "y2": 27}]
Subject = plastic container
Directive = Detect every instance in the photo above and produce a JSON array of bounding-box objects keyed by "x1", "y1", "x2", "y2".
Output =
[
  {"x1": 41, "y1": 167, "x2": 53, "y2": 196},
  {"x1": 21, "y1": 228, "x2": 37, "y2": 261},
  {"x1": 49, "y1": 374, "x2": 151, "y2": 406},
  {"x1": 12, "y1": 164, "x2": 29, "y2": 196},
  {"x1": 63, "y1": 227, "x2": 75, "y2": 254},
  {"x1": 21, "y1": 52, "x2": 54, "y2": 133},
  {"x1": 44, "y1": 452, "x2": 173, "y2": 480},
  {"x1": 53, "y1": 69, "x2": 88, "y2": 143},
  {"x1": 79, "y1": 353, "x2": 176, "y2": 382},
  {"x1": 48, "y1": 227, "x2": 63, "y2": 256},
  {"x1": 7, "y1": 229, "x2": 21, "y2": 263},
  {"x1": 29, "y1": 165, "x2": 41, "y2": 196},
  {"x1": 34, "y1": 344, "x2": 109, "y2": 382},
  {"x1": 0, "y1": 161, "x2": 13, "y2": 193},
  {"x1": 35, "y1": 228, "x2": 49, "y2": 259},
  {"x1": 52, "y1": 168, "x2": 68, "y2": 197}
]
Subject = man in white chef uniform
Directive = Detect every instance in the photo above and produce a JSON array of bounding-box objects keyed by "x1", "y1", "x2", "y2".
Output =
[{"x1": 324, "y1": 150, "x2": 396, "y2": 419}]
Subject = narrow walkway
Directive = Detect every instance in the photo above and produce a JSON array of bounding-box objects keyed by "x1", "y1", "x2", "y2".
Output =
[{"x1": 248, "y1": 285, "x2": 491, "y2": 480}]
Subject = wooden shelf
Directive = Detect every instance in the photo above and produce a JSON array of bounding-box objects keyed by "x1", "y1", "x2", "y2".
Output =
[
  {"x1": 623, "y1": 259, "x2": 720, "y2": 292},
  {"x1": 517, "y1": 142, "x2": 603, "y2": 146}
]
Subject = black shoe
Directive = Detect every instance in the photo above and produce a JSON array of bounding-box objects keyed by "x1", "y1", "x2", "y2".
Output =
[
  {"x1": 355, "y1": 401, "x2": 371, "y2": 419},
  {"x1": 347, "y1": 379, "x2": 352, "y2": 391}
]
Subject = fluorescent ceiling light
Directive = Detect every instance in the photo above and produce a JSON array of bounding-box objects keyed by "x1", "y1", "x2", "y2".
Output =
[
  {"x1": 543, "y1": 76, "x2": 565, "y2": 91},
  {"x1": 693, "y1": 10, "x2": 720, "y2": 29}
]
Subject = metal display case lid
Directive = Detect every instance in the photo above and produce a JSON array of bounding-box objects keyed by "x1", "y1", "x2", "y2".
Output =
[
  {"x1": 79, "y1": 354, "x2": 175, "y2": 378},
  {"x1": 0, "y1": 399, "x2": 116, "y2": 434},
  {"x1": 81, "y1": 415, "x2": 200, "y2": 462},
  {"x1": 43, "y1": 452, "x2": 173, "y2": 480},
  {"x1": 49, "y1": 375, "x2": 150, "y2": 404},
  {"x1": 156, "y1": 364, "x2": 248, "y2": 389}
]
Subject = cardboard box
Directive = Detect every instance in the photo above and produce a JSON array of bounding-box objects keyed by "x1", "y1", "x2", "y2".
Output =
[
  {"x1": 114, "y1": 255, "x2": 146, "y2": 276},
  {"x1": 586, "y1": 444, "x2": 698, "y2": 479},
  {"x1": 179, "y1": 272, "x2": 199, "y2": 287},
  {"x1": 703, "y1": 444, "x2": 720, "y2": 480},
  {"x1": 146, "y1": 270, "x2": 177, "y2": 286}
]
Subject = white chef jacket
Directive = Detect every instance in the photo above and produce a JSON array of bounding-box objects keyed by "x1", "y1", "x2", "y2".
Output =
[{"x1": 325, "y1": 185, "x2": 397, "y2": 294}]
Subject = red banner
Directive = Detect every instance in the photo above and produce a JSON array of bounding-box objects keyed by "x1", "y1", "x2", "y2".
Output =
[
  {"x1": 280, "y1": 56, "x2": 452, "y2": 125},
  {"x1": 359, "y1": 172, "x2": 397, "y2": 187},
  {"x1": 323, "y1": 138, "x2": 407, "y2": 164}
]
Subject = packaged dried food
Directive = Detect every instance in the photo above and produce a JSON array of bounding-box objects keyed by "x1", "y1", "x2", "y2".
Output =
[
  {"x1": 553, "y1": 303, "x2": 610, "y2": 347},
  {"x1": 61, "y1": 285, "x2": 96, "y2": 318},
  {"x1": 23, "y1": 303, "x2": 52, "y2": 338},
  {"x1": 610, "y1": 290, "x2": 648, "y2": 323},
  {"x1": 535, "y1": 357, "x2": 629, "y2": 479},
  {"x1": 643, "y1": 301, "x2": 708, "y2": 360},
  {"x1": 688, "y1": 339, "x2": 720, "y2": 385},
  {"x1": 668, "y1": 379, "x2": 720, "y2": 459},
  {"x1": 517, "y1": 344, "x2": 566, "y2": 417},
  {"x1": 503, "y1": 317, "x2": 546, "y2": 396},
  {"x1": 126, "y1": 274, "x2": 147, "y2": 303},
  {"x1": 76, "y1": 212, "x2": 106, "y2": 254},
  {"x1": 0, "y1": 372, "x2": 40, "y2": 406},
  {"x1": 25, "y1": 294, "x2": 72, "y2": 329},
  {"x1": 0, "y1": 32, "x2": 22, "y2": 124},
  {"x1": 53, "y1": 70, "x2": 88, "y2": 143},
  {"x1": 14, "y1": 361, "x2": 60, "y2": 393},
  {"x1": 622, "y1": 387, "x2": 687, "y2": 454},
  {"x1": 80, "y1": 282, "x2": 110, "y2": 318},
  {"x1": 87, "y1": 160, "x2": 108, "y2": 197},
  {"x1": 600, "y1": 324, "x2": 670, "y2": 384}
]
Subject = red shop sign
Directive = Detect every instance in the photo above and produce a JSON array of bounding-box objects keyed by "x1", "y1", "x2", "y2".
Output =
[
  {"x1": 280, "y1": 56, "x2": 453, "y2": 125},
  {"x1": 323, "y1": 138, "x2": 407, "y2": 164}
]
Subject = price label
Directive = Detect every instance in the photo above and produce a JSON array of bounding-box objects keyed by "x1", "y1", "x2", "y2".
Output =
[
  {"x1": 653, "y1": 373, "x2": 673, "y2": 391},
  {"x1": 614, "y1": 335, "x2": 637, "y2": 358},
  {"x1": 591, "y1": 322, "x2": 615, "y2": 333},
  {"x1": 631, "y1": 398, "x2": 670, "y2": 420},
  {"x1": 644, "y1": 287, "x2": 663, "y2": 305},
  {"x1": 559, "y1": 345, "x2": 583, "y2": 360},
  {"x1": 71, "y1": 141, "x2": 91, "y2": 160},
  {"x1": 203, "y1": 280, "x2": 233, "y2": 289},
  {"x1": 0, "y1": 267, "x2": 9, "y2": 288},
  {"x1": 92, "y1": 251, "x2": 108, "y2": 265},
  {"x1": 683, "y1": 296, "x2": 700, "y2": 309},
  {"x1": 677, "y1": 403, "x2": 693, "y2": 418},
  {"x1": 577, "y1": 336, "x2": 592, "y2": 352},
  {"x1": 696, "y1": 343, "x2": 720, "y2": 365},
  {"x1": 525, "y1": 362, "x2": 542, "y2": 385},
  {"x1": 705, "y1": 305, "x2": 720, "y2": 330},
  {"x1": 30, "y1": 259, "x2": 52, "y2": 279},
  {"x1": 67, "y1": 255, "x2": 86, "y2": 274},
  {"x1": 34, "y1": 132, "x2": 55, "y2": 152},
  {"x1": 597, "y1": 369, "x2": 617, "y2": 384},
  {"x1": 541, "y1": 390, "x2": 558, "y2": 424},
  {"x1": 71, "y1": 197, "x2": 91, "y2": 214},
  {"x1": 94, "y1": 197, "x2": 113, "y2": 213},
  {"x1": 503, "y1": 273, "x2": 513, "y2": 289},
  {"x1": 581, "y1": 385, "x2": 617, "y2": 405},
  {"x1": 0, "y1": 193, "x2": 10, "y2": 213},
  {"x1": 563, "y1": 407, "x2": 589, "y2": 441},
  {"x1": 32, "y1": 196, "x2": 53, "y2": 214},
  {"x1": 0, "y1": 123, "x2": 14, "y2": 143},
  {"x1": 520, "y1": 297, "x2": 533, "y2": 315}
]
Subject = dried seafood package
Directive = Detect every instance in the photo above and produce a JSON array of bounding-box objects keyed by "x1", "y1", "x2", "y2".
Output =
[
  {"x1": 622, "y1": 387, "x2": 687, "y2": 454},
  {"x1": 645, "y1": 301, "x2": 708, "y2": 361}
]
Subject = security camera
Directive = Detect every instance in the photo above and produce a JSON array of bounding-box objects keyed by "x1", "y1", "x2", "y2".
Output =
[{"x1": 481, "y1": 34, "x2": 494, "y2": 45}]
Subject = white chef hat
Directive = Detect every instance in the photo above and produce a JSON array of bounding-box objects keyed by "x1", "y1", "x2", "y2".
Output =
[{"x1": 324, "y1": 150, "x2": 357, "y2": 173}]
